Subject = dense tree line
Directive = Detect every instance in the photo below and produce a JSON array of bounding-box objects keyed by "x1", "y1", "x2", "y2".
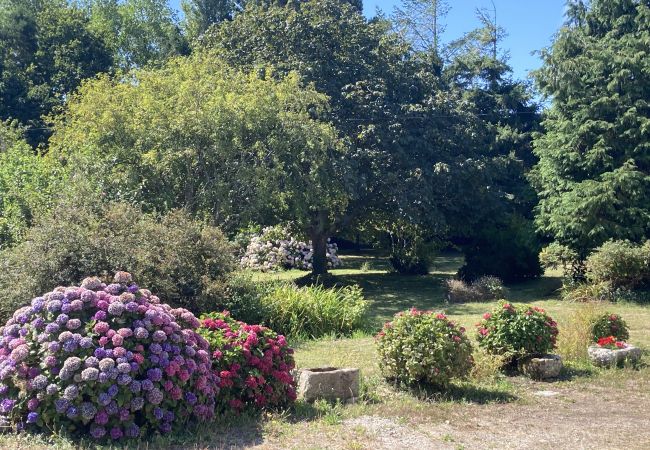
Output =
[{"x1": 0, "y1": 0, "x2": 646, "y2": 280}]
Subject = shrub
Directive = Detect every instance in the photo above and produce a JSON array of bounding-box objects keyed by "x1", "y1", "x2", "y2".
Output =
[
  {"x1": 591, "y1": 313, "x2": 629, "y2": 342},
  {"x1": 376, "y1": 309, "x2": 473, "y2": 386},
  {"x1": 0, "y1": 198, "x2": 235, "y2": 321},
  {"x1": 585, "y1": 240, "x2": 650, "y2": 289},
  {"x1": 476, "y1": 302, "x2": 558, "y2": 360},
  {"x1": 458, "y1": 216, "x2": 543, "y2": 282},
  {"x1": 0, "y1": 272, "x2": 218, "y2": 440},
  {"x1": 197, "y1": 312, "x2": 296, "y2": 412},
  {"x1": 260, "y1": 284, "x2": 368, "y2": 338},
  {"x1": 209, "y1": 273, "x2": 278, "y2": 325},
  {"x1": 240, "y1": 225, "x2": 341, "y2": 272},
  {"x1": 446, "y1": 276, "x2": 507, "y2": 303},
  {"x1": 539, "y1": 242, "x2": 584, "y2": 281}
]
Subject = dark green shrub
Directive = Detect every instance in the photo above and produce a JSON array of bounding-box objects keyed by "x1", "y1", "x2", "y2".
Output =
[
  {"x1": 376, "y1": 309, "x2": 473, "y2": 386},
  {"x1": 260, "y1": 284, "x2": 368, "y2": 338},
  {"x1": 476, "y1": 302, "x2": 558, "y2": 360},
  {"x1": 446, "y1": 276, "x2": 507, "y2": 303},
  {"x1": 0, "y1": 198, "x2": 235, "y2": 320},
  {"x1": 585, "y1": 240, "x2": 650, "y2": 289},
  {"x1": 210, "y1": 273, "x2": 281, "y2": 325},
  {"x1": 591, "y1": 313, "x2": 629, "y2": 342},
  {"x1": 459, "y1": 216, "x2": 543, "y2": 282}
]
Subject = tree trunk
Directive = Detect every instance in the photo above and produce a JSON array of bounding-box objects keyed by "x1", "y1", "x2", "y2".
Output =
[{"x1": 310, "y1": 210, "x2": 330, "y2": 276}]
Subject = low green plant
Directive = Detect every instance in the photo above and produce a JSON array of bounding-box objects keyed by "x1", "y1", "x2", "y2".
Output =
[
  {"x1": 260, "y1": 284, "x2": 368, "y2": 338},
  {"x1": 591, "y1": 313, "x2": 629, "y2": 342},
  {"x1": 376, "y1": 309, "x2": 473, "y2": 386},
  {"x1": 476, "y1": 302, "x2": 558, "y2": 361}
]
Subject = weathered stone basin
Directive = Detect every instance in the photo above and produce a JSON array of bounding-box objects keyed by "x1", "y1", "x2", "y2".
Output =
[
  {"x1": 297, "y1": 367, "x2": 360, "y2": 402},
  {"x1": 517, "y1": 354, "x2": 563, "y2": 380},
  {"x1": 588, "y1": 345, "x2": 641, "y2": 368}
]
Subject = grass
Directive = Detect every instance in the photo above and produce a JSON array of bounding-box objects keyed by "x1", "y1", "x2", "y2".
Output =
[{"x1": 4, "y1": 251, "x2": 650, "y2": 448}]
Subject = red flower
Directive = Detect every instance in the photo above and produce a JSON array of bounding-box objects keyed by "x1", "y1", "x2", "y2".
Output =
[
  {"x1": 483, "y1": 313, "x2": 492, "y2": 320},
  {"x1": 597, "y1": 336, "x2": 616, "y2": 347}
]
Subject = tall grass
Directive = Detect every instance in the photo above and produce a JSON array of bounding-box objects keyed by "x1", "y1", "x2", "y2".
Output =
[
  {"x1": 261, "y1": 284, "x2": 369, "y2": 338},
  {"x1": 557, "y1": 302, "x2": 607, "y2": 362}
]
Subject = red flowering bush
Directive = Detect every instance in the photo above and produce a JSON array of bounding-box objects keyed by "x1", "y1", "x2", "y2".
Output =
[
  {"x1": 591, "y1": 313, "x2": 629, "y2": 342},
  {"x1": 197, "y1": 312, "x2": 296, "y2": 412},
  {"x1": 375, "y1": 308, "x2": 473, "y2": 386},
  {"x1": 596, "y1": 336, "x2": 628, "y2": 349},
  {"x1": 476, "y1": 302, "x2": 558, "y2": 360}
]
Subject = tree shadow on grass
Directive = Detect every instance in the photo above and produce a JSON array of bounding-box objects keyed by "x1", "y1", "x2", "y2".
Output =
[
  {"x1": 393, "y1": 381, "x2": 517, "y2": 405},
  {"x1": 155, "y1": 415, "x2": 265, "y2": 449}
]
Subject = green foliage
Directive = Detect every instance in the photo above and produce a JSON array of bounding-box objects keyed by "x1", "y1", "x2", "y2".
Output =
[
  {"x1": 532, "y1": 0, "x2": 650, "y2": 256},
  {"x1": 446, "y1": 276, "x2": 507, "y2": 303},
  {"x1": 585, "y1": 240, "x2": 650, "y2": 289},
  {"x1": 376, "y1": 309, "x2": 473, "y2": 386},
  {"x1": 0, "y1": 194, "x2": 235, "y2": 321},
  {"x1": 387, "y1": 223, "x2": 434, "y2": 275},
  {"x1": 591, "y1": 313, "x2": 629, "y2": 342},
  {"x1": 0, "y1": 121, "x2": 54, "y2": 248},
  {"x1": 458, "y1": 215, "x2": 543, "y2": 282},
  {"x1": 84, "y1": 0, "x2": 188, "y2": 70},
  {"x1": 210, "y1": 273, "x2": 280, "y2": 325},
  {"x1": 49, "y1": 52, "x2": 344, "y2": 239},
  {"x1": 260, "y1": 284, "x2": 368, "y2": 338},
  {"x1": 476, "y1": 302, "x2": 558, "y2": 360},
  {"x1": 0, "y1": 0, "x2": 112, "y2": 145},
  {"x1": 539, "y1": 242, "x2": 583, "y2": 281}
]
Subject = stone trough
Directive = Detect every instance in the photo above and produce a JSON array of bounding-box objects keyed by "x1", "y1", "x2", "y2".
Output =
[
  {"x1": 297, "y1": 367, "x2": 360, "y2": 403},
  {"x1": 587, "y1": 345, "x2": 642, "y2": 368},
  {"x1": 517, "y1": 354, "x2": 563, "y2": 380}
]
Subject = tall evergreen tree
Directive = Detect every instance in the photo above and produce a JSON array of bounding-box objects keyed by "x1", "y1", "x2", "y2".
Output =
[{"x1": 532, "y1": 0, "x2": 650, "y2": 260}]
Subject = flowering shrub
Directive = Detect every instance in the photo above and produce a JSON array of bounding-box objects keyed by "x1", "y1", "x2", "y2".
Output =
[
  {"x1": 0, "y1": 272, "x2": 219, "y2": 440},
  {"x1": 376, "y1": 309, "x2": 473, "y2": 386},
  {"x1": 596, "y1": 336, "x2": 628, "y2": 349},
  {"x1": 197, "y1": 312, "x2": 296, "y2": 412},
  {"x1": 240, "y1": 225, "x2": 341, "y2": 271},
  {"x1": 446, "y1": 276, "x2": 507, "y2": 303},
  {"x1": 591, "y1": 313, "x2": 629, "y2": 342},
  {"x1": 476, "y1": 302, "x2": 558, "y2": 360}
]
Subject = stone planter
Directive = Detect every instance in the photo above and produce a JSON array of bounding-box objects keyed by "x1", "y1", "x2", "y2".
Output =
[
  {"x1": 517, "y1": 354, "x2": 563, "y2": 380},
  {"x1": 297, "y1": 367, "x2": 360, "y2": 402},
  {"x1": 587, "y1": 345, "x2": 642, "y2": 368}
]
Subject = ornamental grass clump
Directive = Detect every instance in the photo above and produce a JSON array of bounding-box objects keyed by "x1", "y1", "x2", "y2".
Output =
[
  {"x1": 198, "y1": 312, "x2": 296, "y2": 412},
  {"x1": 0, "y1": 272, "x2": 218, "y2": 440},
  {"x1": 376, "y1": 308, "x2": 473, "y2": 386},
  {"x1": 591, "y1": 313, "x2": 629, "y2": 342},
  {"x1": 476, "y1": 302, "x2": 558, "y2": 361}
]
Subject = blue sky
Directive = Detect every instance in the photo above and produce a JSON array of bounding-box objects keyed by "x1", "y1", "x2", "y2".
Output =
[{"x1": 170, "y1": 0, "x2": 567, "y2": 81}]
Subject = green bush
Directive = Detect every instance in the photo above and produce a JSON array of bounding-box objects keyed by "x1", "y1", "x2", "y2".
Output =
[
  {"x1": 260, "y1": 284, "x2": 368, "y2": 338},
  {"x1": 585, "y1": 240, "x2": 650, "y2": 289},
  {"x1": 560, "y1": 281, "x2": 648, "y2": 303},
  {"x1": 210, "y1": 273, "x2": 283, "y2": 325},
  {"x1": 0, "y1": 198, "x2": 235, "y2": 320},
  {"x1": 376, "y1": 309, "x2": 473, "y2": 386},
  {"x1": 476, "y1": 302, "x2": 558, "y2": 360},
  {"x1": 591, "y1": 313, "x2": 629, "y2": 342}
]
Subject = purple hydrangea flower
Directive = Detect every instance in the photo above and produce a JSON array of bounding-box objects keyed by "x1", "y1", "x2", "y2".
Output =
[
  {"x1": 108, "y1": 302, "x2": 125, "y2": 316},
  {"x1": 80, "y1": 402, "x2": 97, "y2": 420},
  {"x1": 90, "y1": 425, "x2": 106, "y2": 439},
  {"x1": 125, "y1": 423, "x2": 140, "y2": 438},
  {"x1": 31, "y1": 375, "x2": 48, "y2": 390},
  {"x1": 63, "y1": 384, "x2": 79, "y2": 400},
  {"x1": 98, "y1": 392, "x2": 111, "y2": 406},
  {"x1": 146, "y1": 368, "x2": 162, "y2": 382},
  {"x1": 66, "y1": 405, "x2": 79, "y2": 418},
  {"x1": 56, "y1": 314, "x2": 69, "y2": 325},
  {"x1": 94, "y1": 348, "x2": 107, "y2": 359},
  {"x1": 110, "y1": 426, "x2": 123, "y2": 440},
  {"x1": 26, "y1": 411, "x2": 38, "y2": 423},
  {"x1": 116, "y1": 373, "x2": 132, "y2": 385},
  {"x1": 0, "y1": 398, "x2": 15, "y2": 413},
  {"x1": 106, "y1": 401, "x2": 118, "y2": 415},
  {"x1": 130, "y1": 396, "x2": 144, "y2": 411},
  {"x1": 153, "y1": 407, "x2": 164, "y2": 420},
  {"x1": 108, "y1": 384, "x2": 119, "y2": 397},
  {"x1": 146, "y1": 387, "x2": 163, "y2": 405},
  {"x1": 81, "y1": 367, "x2": 99, "y2": 382},
  {"x1": 94, "y1": 409, "x2": 109, "y2": 424},
  {"x1": 94, "y1": 310, "x2": 107, "y2": 321},
  {"x1": 46, "y1": 384, "x2": 58, "y2": 395}
]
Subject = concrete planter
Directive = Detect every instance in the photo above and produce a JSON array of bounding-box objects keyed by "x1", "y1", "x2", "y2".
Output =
[
  {"x1": 297, "y1": 367, "x2": 360, "y2": 402},
  {"x1": 517, "y1": 354, "x2": 563, "y2": 380},
  {"x1": 588, "y1": 345, "x2": 641, "y2": 368}
]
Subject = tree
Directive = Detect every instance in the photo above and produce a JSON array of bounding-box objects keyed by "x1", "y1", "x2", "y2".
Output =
[
  {"x1": 48, "y1": 51, "x2": 346, "y2": 275},
  {"x1": 182, "y1": 0, "x2": 236, "y2": 38},
  {"x1": 0, "y1": 0, "x2": 112, "y2": 145},
  {"x1": 0, "y1": 121, "x2": 54, "y2": 248},
  {"x1": 392, "y1": 0, "x2": 449, "y2": 56},
  {"x1": 84, "y1": 0, "x2": 188, "y2": 70},
  {"x1": 532, "y1": 0, "x2": 650, "y2": 261}
]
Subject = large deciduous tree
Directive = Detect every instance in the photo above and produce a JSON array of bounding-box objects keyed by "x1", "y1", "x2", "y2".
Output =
[
  {"x1": 48, "y1": 52, "x2": 347, "y2": 275},
  {"x1": 532, "y1": 0, "x2": 650, "y2": 260}
]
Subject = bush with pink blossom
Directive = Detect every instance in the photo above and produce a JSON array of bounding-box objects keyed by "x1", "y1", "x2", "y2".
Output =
[
  {"x1": 198, "y1": 312, "x2": 296, "y2": 412},
  {"x1": 0, "y1": 272, "x2": 219, "y2": 440}
]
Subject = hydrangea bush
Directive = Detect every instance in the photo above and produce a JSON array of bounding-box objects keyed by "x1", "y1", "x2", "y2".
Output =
[
  {"x1": 240, "y1": 225, "x2": 341, "y2": 271},
  {"x1": 198, "y1": 312, "x2": 296, "y2": 412},
  {"x1": 476, "y1": 302, "x2": 558, "y2": 360},
  {"x1": 376, "y1": 308, "x2": 473, "y2": 386},
  {"x1": 591, "y1": 313, "x2": 629, "y2": 342},
  {"x1": 0, "y1": 272, "x2": 219, "y2": 440}
]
